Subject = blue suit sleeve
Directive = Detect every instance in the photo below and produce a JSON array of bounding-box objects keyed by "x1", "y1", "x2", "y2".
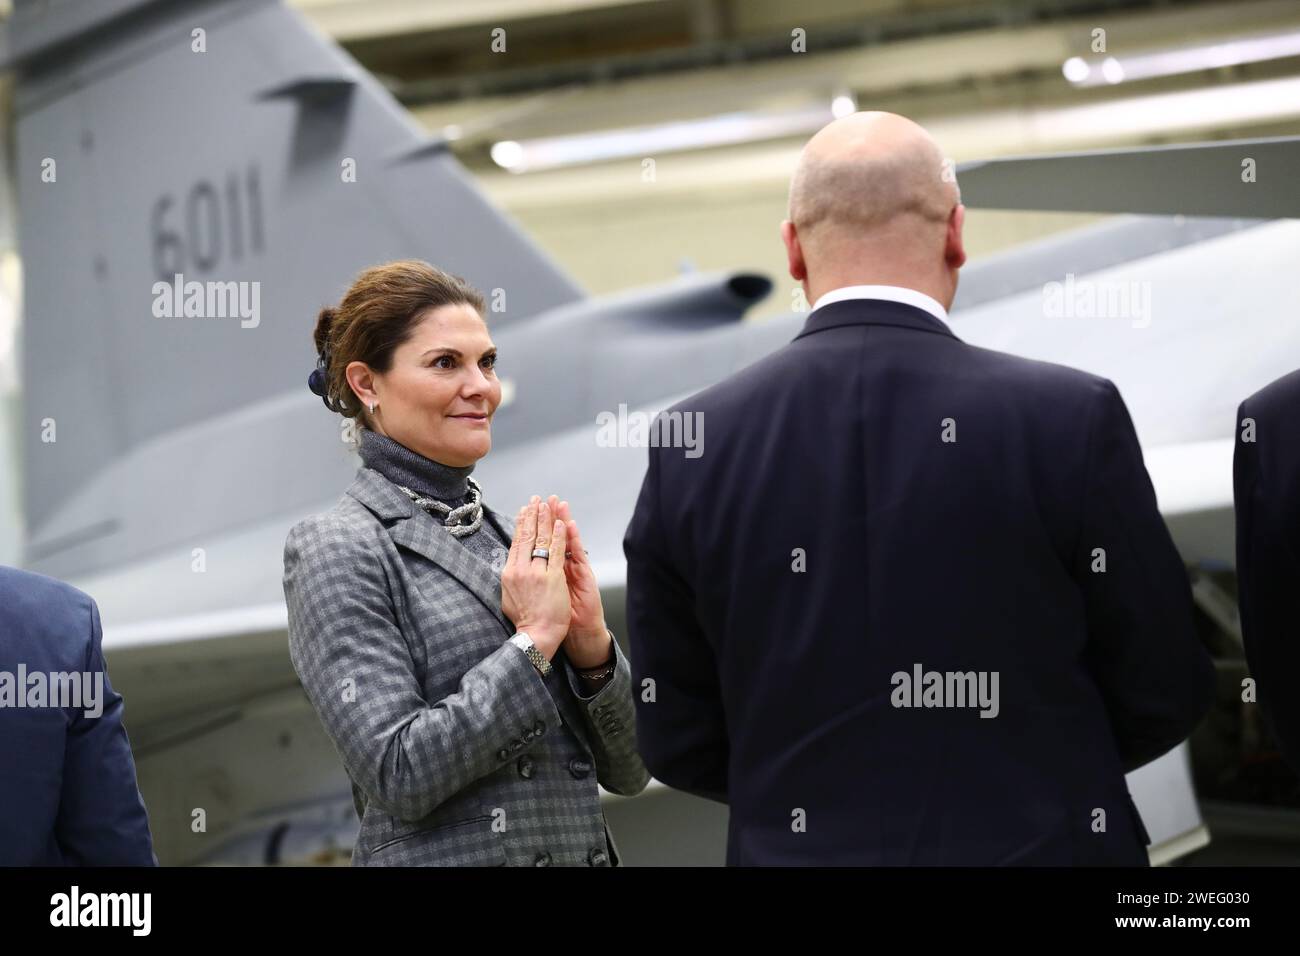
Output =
[
  {"x1": 624, "y1": 446, "x2": 729, "y2": 804},
  {"x1": 56, "y1": 599, "x2": 157, "y2": 865},
  {"x1": 1077, "y1": 380, "x2": 1216, "y2": 773}
]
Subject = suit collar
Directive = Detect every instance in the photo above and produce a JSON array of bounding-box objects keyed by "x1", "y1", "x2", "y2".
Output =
[
  {"x1": 794, "y1": 297, "x2": 960, "y2": 342},
  {"x1": 346, "y1": 467, "x2": 516, "y2": 633}
]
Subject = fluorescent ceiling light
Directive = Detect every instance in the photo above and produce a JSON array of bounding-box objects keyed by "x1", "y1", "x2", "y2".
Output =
[
  {"x1": 490, "y1": 140, "x2": 525, "y2": 169},
  {"x1": 1100, "y1": 56, "x2": 1126, "y2": 85},
  {"x1": 484, "y1": 75, "x2": 1300, "y2": 207},
  {"x1": 1037, "y1": 74, "x2": 1300, "y2": 142},
  {"x1": 1062, "y1": 56, "x2": 1090, "y2": 83},
  {"x1": 1064, "y1": 29, "x2": 1300, "y2": 87},
  {"x1": 490, "y1": 101, "x2": 846, "y2": 172}
]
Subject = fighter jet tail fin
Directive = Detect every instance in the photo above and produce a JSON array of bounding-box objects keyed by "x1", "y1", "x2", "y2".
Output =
[{"x1": 9, "y1": 0, "x2": 582, "y2": 579}]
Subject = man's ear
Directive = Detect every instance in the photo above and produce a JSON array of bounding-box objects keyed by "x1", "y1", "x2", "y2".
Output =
[
  {"x1": 781, "y1": 219, "x2": 807, "y2": 282},
  {"x1": 945, "y1": 204, "x2": 967, "y2": 271}
]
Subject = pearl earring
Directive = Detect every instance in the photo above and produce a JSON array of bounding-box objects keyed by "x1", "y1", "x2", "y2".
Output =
[{"x1": 368, "y1": 401, "x2": 376, "y2": 413}]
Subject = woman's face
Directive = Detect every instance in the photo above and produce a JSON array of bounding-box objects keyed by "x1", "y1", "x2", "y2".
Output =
[{"x1": 353, "y1": 303, "x2": 501, "y2": 468}]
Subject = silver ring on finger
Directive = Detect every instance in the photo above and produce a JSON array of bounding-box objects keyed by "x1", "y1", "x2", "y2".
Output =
[{"x1": 531, "y1": 548, "x2": 550, "y2": 560}]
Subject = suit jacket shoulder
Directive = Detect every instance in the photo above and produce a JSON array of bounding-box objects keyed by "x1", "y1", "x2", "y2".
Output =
[
  {"x1": 1241, "y1": 367, "x2": 1300, "y2": 421},
  {"x1": 0, "y1": 566, "x2": 97, "y2": 668}
]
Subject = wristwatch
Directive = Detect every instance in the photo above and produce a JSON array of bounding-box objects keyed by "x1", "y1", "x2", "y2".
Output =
[{"x1": 509, "y1": 632, "x2": 552, "y2": 677}]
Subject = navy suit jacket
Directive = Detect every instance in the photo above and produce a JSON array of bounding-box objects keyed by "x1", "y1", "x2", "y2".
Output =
[
  {"x1": 624, "y1": 297, "x2": 1216, "y2": 865},
  {"x1": 1234, "y1": 369, "x2": 1300, "y2": 774},
  {"x1": 0, "y1": 566, "x2": 156, "y2": 865}
]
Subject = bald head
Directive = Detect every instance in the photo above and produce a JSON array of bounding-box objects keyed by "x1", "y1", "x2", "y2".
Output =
[
  {"x1": 789, "y1": 112, "x2": 957, "y2": 240},
  {"x1": 781, "y1": 112, "x2": 966, "y2": 310}
]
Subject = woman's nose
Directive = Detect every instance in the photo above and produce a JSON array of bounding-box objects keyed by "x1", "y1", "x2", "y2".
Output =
[{"x1": 463, "y1": 366, "x2": 493, "y2": 396}]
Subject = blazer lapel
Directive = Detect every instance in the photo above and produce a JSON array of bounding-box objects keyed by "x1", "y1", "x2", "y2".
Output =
[
  {"x1": 346, "y1": 467, "x2": 513, "y2": 634},
  {"x1": 348, "y1": 473, "x2": 597, "y2": 746}
]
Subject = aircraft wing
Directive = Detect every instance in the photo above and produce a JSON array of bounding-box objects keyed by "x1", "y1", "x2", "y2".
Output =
[{"x1": 957, "y1": 136, "x2": 1300, "y2": 218}]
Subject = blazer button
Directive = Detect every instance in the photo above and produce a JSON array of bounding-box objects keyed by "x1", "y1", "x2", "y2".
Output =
[
  {"x1": 517, "y1": 755, "x2": 535, "y2": 779},
  {"x1": 534, "y1": 719, "x2": 546, "y2": 735},
  {"x1": 568, "y1": 757, "x2": 592, "y2": 779},
  {"x1": 587, "y1": 848, "x2": 609, "y2": 867},
  {"x1": 497, "y1": 748, "x2": 509, "y2": 760},
  {"x1": 534, "y1": 851, "x2": 552, "y2": 867}
]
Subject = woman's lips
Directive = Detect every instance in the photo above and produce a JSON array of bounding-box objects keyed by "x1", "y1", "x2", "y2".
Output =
[{"x1": 450, "y1": 413, "x2": 489, "y2": 424}]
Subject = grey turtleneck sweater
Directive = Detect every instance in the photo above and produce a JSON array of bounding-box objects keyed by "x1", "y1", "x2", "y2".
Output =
[{"x1": 357, "y1": 428, "x2": 510, "y2": 573}]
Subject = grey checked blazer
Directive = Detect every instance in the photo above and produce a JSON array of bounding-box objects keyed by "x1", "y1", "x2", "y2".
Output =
[{"x1": 283, "y1": 465, "x2": 650, "y2": 866}]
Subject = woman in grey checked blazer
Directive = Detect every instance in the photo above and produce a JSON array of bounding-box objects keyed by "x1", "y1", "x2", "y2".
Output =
[{"x1": 283, "y1": 261, "x2": 649, "y2": 866}]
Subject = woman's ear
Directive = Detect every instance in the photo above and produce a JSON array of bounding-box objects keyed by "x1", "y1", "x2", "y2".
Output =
[{"x1": 345, "y1": 361, "x2": 377, "y2": 409}]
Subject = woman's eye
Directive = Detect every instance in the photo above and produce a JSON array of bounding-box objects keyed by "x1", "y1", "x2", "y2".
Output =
[
  {"x1": 433, "y1": 355, "x2": 454, "y2": 369},
  {"x1": 482, "y1": 355, "x2": 497, "y2": 370}
]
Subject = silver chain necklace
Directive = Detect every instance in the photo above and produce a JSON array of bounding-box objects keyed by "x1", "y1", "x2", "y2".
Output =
[{"x1": 396, "y1": 477, "x2": 485, "y2": 538}]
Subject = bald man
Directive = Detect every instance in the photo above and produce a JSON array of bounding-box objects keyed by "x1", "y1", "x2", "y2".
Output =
[{"x1": 624, "y1": 112, "x2": 1215, "y2": 865}]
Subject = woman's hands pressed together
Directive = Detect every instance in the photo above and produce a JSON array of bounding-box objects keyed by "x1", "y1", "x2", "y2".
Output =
[
  {"x1": 546, "y1": 495, "x2": 613, "y2": 670},
  {"x1": 500, "y1": 495, "x2": 612, "y2": 670},
  {"x1": 501, "y1": 496, "x2": 572, "y2": 661}
]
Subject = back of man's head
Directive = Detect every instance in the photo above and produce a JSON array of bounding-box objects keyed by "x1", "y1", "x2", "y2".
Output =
[{"x1": 782, "y1": 112, "x2": 965, "y2": 309}]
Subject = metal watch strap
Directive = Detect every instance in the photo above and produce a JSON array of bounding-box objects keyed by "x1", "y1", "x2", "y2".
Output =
[{"x1": 510, "y1": 632, "x2": 552, "y2": 676}]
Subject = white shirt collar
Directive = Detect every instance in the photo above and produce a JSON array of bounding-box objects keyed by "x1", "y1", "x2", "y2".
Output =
[{"x1": 809, "y1": 285, "x2": 949, "y2": 324}]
